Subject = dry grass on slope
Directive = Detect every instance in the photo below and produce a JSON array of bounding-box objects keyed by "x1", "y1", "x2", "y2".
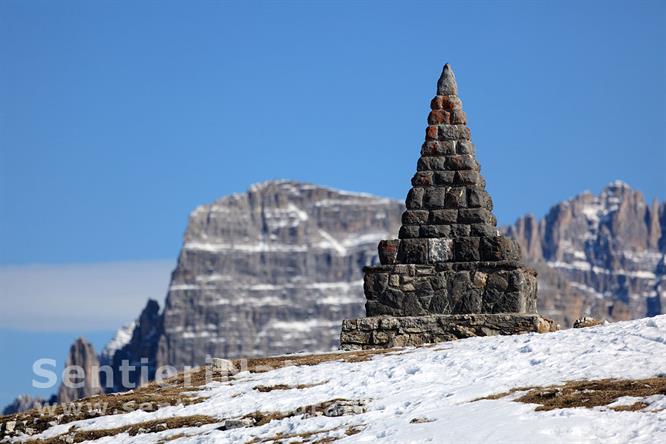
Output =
[
  {"x1": 26, "y1": 415, "x2": 219, "y2": 444},
  {"x1": 478, "y1": 377, "x2": 666, "y2": 412}
]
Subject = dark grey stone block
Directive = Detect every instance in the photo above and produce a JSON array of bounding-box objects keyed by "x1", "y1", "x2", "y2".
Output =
[
  {"x1": 430, "y1": 209, "x2": 458, "y2": 224},
  {"x1": 402, "y1": 210, "x2": 430, "y2": 225},
  {"x1": 433, "y1": 171, "x2": 456, "y2": 185},
  {"x1": 417, "y1": 156, "x2": 446, "y2": 171},
  {"x1": 455, "y1": 171, "x2": 481, "y2": 185},
  {"x1": 446, "y1": 155, "x2": 478, "y2": 171},
  {"x1": 411, "y1": 172, "x2": 433, "y2": 187},
  {"x1": 457, "y1": 140, "x2": 475, "y2": 155},
  {"x1": 363, "y1": 272, "x2": 388, "y2": 299},
  {"x1": 424, "y1": 187, "x2": 447, "y2": 209},
  {"x1": 454, "y1": 237, "x2": 481, "y2": 262},
  {"x1": 406, "y1": 188, "x2": 424, "y2": 209},
  {"x1": 421, "y1": 141, "x2": 456, "y2": 156},
  {"x1": 365, "y1": 301, "x2": 399, "y2": 317},
  {"x1": 479, "y1": 236, "x2": 522, "y2": 262},
  {"x1": 470, "y1": 223, "x2": 497, "y2": 237},
  {"x1": 467, "y1": 188, "x2": 493, "y2": 209},
  {"x1": 437, "y1": 124, "x2": 471, "y2": 141},
  {"x1": 397, "y1": 239, "x2": 429, "y2": 263},
  {"x1": 450, "y1": 224, "x2": 471, "y2": 237},
  {"x1": 458, "y1": 208, "x2": 492, "y2": 224},
  {"x1": 419, "y1": 225, "x2": 451, "y2": 238},
  {"x1": 444, "y1": 187, "x2": 467, "y2": 208},
  {"x1": 399, "y1": 225, "x2": 420, "y2": 239},
  {"x1": 428, "y1": 290, "x2": 451, "y2": 314}
]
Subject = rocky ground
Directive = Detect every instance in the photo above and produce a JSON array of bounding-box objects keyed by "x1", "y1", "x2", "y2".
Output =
[{"x1": 2, "y1": 315, "x2": 665, "y2": 443}]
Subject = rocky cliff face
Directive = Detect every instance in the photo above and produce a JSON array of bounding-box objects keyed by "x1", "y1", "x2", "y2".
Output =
[
  {"x1": 56, "y1": 338, "x2": 102, "y2": 403},
  {"x1": 102, "y1": 300, "x2": 162, "y2": 392},
  {"x1": 506, "y1": 181, "x2": 665, "y2": 325},
  {"x1": 155, "y1": 180, "x2": 404, "y2": 368}
]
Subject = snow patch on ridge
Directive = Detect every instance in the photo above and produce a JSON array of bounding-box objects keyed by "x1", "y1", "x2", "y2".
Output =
[{"x1": 100, "y1": 322, "x2": 136, "y2": 361}]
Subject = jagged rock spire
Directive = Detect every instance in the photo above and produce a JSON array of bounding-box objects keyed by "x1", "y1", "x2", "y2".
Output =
[
  {"x1": 436, "y1": 63, "x2": 458, "y2": 96},
  {"x1": 57, "y1": 338, "x2": 102, "y2": 403}
]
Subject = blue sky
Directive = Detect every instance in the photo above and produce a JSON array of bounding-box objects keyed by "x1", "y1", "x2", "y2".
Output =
[
  {"x1": 1, "y1": 0, "x2": 664, "y2": 267},
  {"x1": 0, "y1": 0, "x2": 665, "y2": 406},
  {"x1": 0, "y1": 330, "x2": 113, "y2": 408}
]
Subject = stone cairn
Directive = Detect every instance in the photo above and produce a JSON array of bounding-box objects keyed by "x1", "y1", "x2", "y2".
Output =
[{"x1": 340, "y1": 64, "x2": 557, "y2": 350}]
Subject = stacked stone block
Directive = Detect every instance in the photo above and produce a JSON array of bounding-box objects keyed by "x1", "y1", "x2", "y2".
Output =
[{"x1": 340, "y1": 64, "x2": 556, "y2": 349}]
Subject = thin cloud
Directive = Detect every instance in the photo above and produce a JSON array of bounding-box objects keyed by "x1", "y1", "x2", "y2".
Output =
[{"x1": 0, "y1": 260, "x2": 174, "y2": 331}]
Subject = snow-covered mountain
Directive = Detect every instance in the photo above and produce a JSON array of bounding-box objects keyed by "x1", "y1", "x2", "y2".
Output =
[
  {"x1": 506, "y1": 181, "x2": 665, "y2": 326},
  {"x1": 3, "y1": 316, "x2": 665, "y2": 442}
]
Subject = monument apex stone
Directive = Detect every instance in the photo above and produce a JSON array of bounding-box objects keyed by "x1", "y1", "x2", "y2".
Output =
[{"x1": 436, "y1": 63, "x2": 458, "y2": 96}]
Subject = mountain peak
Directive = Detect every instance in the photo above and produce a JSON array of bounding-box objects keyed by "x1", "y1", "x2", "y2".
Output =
[{"x1": 605, "y1": 180, "x2": 633, "y2": 192}]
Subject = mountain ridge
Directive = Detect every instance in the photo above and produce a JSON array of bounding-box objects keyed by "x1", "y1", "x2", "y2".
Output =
[{"x1": 506, "y1": 180, "x2": 665, "y2": 325}]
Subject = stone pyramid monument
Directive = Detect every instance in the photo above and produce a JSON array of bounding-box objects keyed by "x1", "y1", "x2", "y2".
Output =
[{"x1": 340, "y1": 64, "x2": 557, "y2": 350}]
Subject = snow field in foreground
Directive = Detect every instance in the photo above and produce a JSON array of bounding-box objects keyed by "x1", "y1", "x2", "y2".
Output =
[{"x1": 27, "y1": 316, "x2": 666, "y2": 444}]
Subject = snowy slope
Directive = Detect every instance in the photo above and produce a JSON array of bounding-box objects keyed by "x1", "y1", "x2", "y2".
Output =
[{"x1": 11, "y1": 316, "x2": 666, "y2": 443}]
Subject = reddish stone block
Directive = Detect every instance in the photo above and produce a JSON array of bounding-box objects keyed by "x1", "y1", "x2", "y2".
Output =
[
  {"x1": 378, "y1": 240, "x2": 400, "y2": 265},
  {"x1": 441, "y1": 96, "x2": 462, "y2": 112},
  {"x1": 428, "y1": 110, "x2": 451, "y2": 125}
]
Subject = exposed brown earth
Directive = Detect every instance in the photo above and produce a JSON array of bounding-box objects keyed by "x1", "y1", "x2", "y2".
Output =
[
  {"x1": 246, "y1": 424, "x2": 364, "y2": 444},
  {"x1": 254, "y1": 381, "x2": 328, "y2": 393},
  {"x1": 26, "y1": 415, "x2": 219, "y2": 444},
  {"x1": 233, "y1": 348, "x2": 397, "y2": 372},
  {"x1": 478, "y1": 377, "x2": 666, "y2": 412},
  {"x1": 572, "y1": 317, "x2": 605, "y2": 329}
]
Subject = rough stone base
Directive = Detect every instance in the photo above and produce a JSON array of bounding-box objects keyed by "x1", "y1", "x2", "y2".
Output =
[
  {"x1": 340, "y1": 314, "x2": 558, "y2": 350},
  {"x1": 364, "y1": 262, "x2": 538, "y2": 317}
]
